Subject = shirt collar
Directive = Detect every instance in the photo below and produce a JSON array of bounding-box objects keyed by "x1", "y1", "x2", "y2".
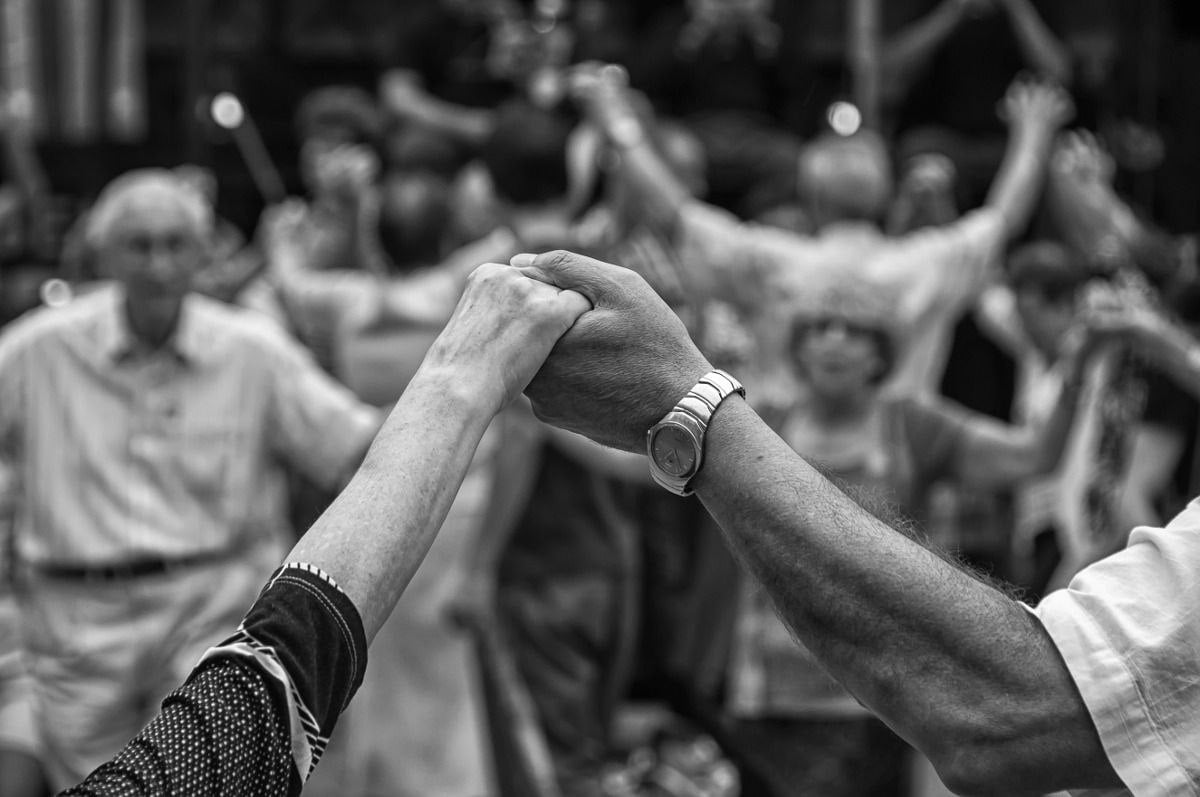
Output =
[{"x1": 97, "y1": 284, "x2": 204, "y2": 366}]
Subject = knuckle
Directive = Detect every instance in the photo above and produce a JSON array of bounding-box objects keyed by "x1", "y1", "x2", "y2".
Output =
[
  {"x1": 468, "y1": 261, "x2": 505, "y2": 286},
  {"x1": 466, "y1": 263, "x2": 491, "y2": 284},
  {"x1": 543, "y1": 249, "x2": 575, "y2": 270}
]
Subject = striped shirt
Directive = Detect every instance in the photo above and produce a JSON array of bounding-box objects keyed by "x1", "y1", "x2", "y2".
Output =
[{"x1": 0, "y1": 283, "x2": 379, "y2": 566}]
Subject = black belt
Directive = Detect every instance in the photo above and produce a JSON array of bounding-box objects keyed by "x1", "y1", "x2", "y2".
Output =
[{"x1": 35, "y1": 550, "x2": 234, "y2": 583}]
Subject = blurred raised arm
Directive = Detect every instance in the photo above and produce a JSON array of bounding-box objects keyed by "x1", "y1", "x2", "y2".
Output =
[
  {"x1": 997, "y1": 0, "x2": 1073, "y2": 84},
  {"x1": 880, "y1": 0, "x2": 979, "y2": 108},
  {"x1": 984, "y1": 79, "x2": 1074, "y2": 243}
]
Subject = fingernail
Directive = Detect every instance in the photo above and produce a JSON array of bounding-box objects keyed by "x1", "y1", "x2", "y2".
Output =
[{"x1": 511, "y1": 253, "x2": 537, "y2": 267}]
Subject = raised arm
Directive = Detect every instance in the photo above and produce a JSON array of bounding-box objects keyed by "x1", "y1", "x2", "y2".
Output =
[
  {"x1": 568, "y1": 66, "x2": 800, "y2": 307},
  {"x1": 997, "y1": 0, "x2": 1073, "y2": 85},
  {"x1": 880, "y1": 0, "x2": 976, "y2": 107},
  {"x1": 1087, "y1": 297, "x2": 1200, "y2": 400},
  {"x1": 1044, "y1": 130, "x2": 1185, "y2": 287},
  {"x1": 687, "y1": 402, "x2": 1115, "y2": 795},
  {"x1": 66, "y1": 265, "x2": 590, "y2": 794},
  {"x1": 520, "y1": 249, "x2": 1120, "y2": 795},
  {"x1": 570, "y1": 66, "x2": 695, "y2": 238},
  {"x1": 289, "y1": 264, "x2": 590, "y2": 640},
  {"x1": 984, "y1": 79, "x2": 1074, "y2": 243}
]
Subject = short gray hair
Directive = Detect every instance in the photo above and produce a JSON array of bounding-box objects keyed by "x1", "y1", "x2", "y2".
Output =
[{"x1": 83, "y1": 168, "x2": 214, "y2": 250}]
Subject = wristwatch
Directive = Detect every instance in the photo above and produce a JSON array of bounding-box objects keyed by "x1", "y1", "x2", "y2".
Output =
[{"x1": 646, "y1": 369, "x2": 745, "y2": 496}]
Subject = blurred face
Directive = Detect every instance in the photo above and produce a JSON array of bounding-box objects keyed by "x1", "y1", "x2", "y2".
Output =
[
  {"x1": 96, "y1": 193, "x2": 206, "y2": 320},
  {"x1": 792, "y1": 316, "x2": 886, "y2": 399},
  {"x1": 300, "y1": 133, "x2": 377, "y2": 197},
  {"x1": 1015, "y1": 284, "x2": 1079, "y2": 358}
]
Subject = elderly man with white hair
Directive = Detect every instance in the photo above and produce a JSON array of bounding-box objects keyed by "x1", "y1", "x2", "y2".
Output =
[{"x1": 0, "y1": 168, "x2": 380, "y2": 787}]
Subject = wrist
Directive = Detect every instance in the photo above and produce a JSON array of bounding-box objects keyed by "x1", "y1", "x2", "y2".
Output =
[
  {"x1": 1012, "y1": 120, "x2": 1054, "y2": 146},
  {"x1": 408, "y1": 361, "x2": 506, "y2": 421},
  {"x1": 686, "y1": 393, "x2": 752, "y2": 496},
  {"x1": 606, "y1": 112, "x2": 646, "y2": 150},
  {"x1": 646, "y1": 370, "x2": 744, "y2": 496}
]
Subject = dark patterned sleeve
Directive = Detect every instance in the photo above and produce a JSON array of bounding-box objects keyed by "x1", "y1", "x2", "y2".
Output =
[{"x1": 61, "y1": 563, "x2": 368, "y2": 796}]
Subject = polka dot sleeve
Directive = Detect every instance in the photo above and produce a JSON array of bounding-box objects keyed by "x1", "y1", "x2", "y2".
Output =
[
  {"x1": 62, "y1": 563, "x2": 368, "y2": 796},
  {"x1": 60, "y1": 657, "x2": 296, "y2": 796}
]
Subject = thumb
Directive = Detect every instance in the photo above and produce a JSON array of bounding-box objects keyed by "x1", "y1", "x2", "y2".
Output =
[{"x1": 511, "y1": 249, "x2": 627, "y2": 308}]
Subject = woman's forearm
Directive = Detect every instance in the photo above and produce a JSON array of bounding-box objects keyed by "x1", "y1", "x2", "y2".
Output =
[{"x1": 288, "y1": 365, "x2": 496, "y2": 642}]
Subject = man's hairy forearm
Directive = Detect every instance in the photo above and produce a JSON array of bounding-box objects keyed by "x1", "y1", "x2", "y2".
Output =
[{"x1": 691, "y1": 398, "x2": 1119, "y2": 793}]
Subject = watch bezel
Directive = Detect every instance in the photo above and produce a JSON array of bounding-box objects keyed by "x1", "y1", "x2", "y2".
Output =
[
  {"x1": 645, "y1": 370, "x2": 746, "y2": 497},
  {"x1": 647, "y1": 418, "x2": 704, "y2": 481}
]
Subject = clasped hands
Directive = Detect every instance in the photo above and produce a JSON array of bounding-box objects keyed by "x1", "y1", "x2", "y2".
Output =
[{"x1": 428, "y1": 250, "x2": 713, "y2": 453}]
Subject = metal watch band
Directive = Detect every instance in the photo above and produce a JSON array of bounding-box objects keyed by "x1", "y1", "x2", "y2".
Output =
[{"x1": 646, "y1": 369, "x2": 745, "y2": 496}]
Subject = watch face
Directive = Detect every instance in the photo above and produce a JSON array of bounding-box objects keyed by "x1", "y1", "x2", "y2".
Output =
[{"x1": 651, "y1": 425, "x2": 698, "y2": 478}]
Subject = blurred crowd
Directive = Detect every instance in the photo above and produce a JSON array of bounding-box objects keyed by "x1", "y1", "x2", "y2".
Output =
[{"x1": 2, "y1": 0, "x2": 1199, "y2": 795}]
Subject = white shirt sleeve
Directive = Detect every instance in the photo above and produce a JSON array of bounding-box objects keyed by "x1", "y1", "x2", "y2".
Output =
[
  {"x1": 876, "y1": 207, "x2": 1007, "y2": 327},
  {"x1": 258, "y1": 322, "x2": 381, "y2": 489},
  {"x1": 675, "y1": 201, "x2": 822, "y2": 309},
  {"x1": 1034, "y1": 499, "x2": 1200, "y2": 796}
]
